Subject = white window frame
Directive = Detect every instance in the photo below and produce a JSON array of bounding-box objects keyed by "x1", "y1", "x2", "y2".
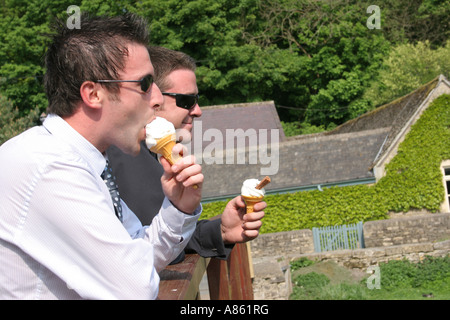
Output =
[{"x1": 441, "y1": 160, "x2": 450, "y2": 213}]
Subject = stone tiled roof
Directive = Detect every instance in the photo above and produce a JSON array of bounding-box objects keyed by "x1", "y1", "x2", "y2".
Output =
[
  {"x1": 328, "y1": 76, "x2": 444, "y2": 168},
  {"x1": 194, "y1": 76, "x2": 450, "y2": 200},
  {"x1": 188, "y1": 101, "x2": 285, "y2": 152},
  {"x1": 199, "y1": 127, "x2": 389, "y2": 199}
]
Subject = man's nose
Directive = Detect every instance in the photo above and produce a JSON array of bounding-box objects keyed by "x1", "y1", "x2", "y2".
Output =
[
  {"x1": 150, "y1": 83, "x2": 164, "y2": 110},
  {"x1": 190, "y1": 103, "x2": 202, "y2": 117}
]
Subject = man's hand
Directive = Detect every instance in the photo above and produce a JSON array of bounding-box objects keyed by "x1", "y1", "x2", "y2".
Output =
[
  {"x1": 160, "y1": 144, "x2": 203, "y2": 214},
  {"x1": 220, "y1": 196, "x2": 266, "y2": 244}
]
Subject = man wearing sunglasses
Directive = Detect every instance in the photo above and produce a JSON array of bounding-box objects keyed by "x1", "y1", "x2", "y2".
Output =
[
  {"x1": 107, "y1": 46, "x2": 266, "y2": 261},
  {"x1": 0, "y1": 14, "x2": 203, "y2": 299}
]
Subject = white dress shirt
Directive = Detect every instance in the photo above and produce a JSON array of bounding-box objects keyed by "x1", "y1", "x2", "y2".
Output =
[{"x1": 0, "y1": 114, "x2": 201, "y2": 300}]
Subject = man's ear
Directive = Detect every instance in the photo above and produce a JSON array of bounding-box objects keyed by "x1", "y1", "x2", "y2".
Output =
[{"x1": 80, "y1": 81, "x2": 103, "y2": 109}]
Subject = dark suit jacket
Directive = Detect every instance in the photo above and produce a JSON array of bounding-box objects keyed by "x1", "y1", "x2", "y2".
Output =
[{"x1": 107, "y1": 142, "x2": 232, "y2": 259}]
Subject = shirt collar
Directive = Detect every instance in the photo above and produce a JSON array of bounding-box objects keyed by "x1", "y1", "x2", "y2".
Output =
[{"x1": 43, "y1": 114, "x2": 106, "y2": 176}]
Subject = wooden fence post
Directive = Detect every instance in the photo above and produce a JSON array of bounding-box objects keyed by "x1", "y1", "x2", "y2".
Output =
[{"x1": 207, "y1": 242, "x2": 254, "y2": 300}]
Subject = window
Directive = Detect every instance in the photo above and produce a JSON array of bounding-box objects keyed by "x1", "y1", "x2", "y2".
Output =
[{"x1": 442, "y1": 161, "x2": 450, "y2": 212}]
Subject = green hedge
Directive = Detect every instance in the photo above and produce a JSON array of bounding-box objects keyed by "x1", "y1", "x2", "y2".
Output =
[{"x1": 202, "y1": 94, "x2": 450, "y2": 233}]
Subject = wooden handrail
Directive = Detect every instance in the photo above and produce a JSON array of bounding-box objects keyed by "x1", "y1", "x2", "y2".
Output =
[
  {"x1": 158, "y1": 254, "x2": 209, "y2": 300},
  {"x1": 158, "y1": 243, "x2": 253, "y2": 300}
]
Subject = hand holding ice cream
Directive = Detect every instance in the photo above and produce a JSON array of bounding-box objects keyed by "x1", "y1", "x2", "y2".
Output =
[
  {"x1": 219, "y1": 176, "x2": 270, "y2": 242},
  {"x1": 146, "y1": 117, "x2": 202, "y2": 212},
  {"x1": 241, "y1": 176, "x2": 271, "y2": 213}
]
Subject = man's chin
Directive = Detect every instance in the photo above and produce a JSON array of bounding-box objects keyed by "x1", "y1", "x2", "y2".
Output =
[{"x1": 119, "y1": 142, "x2": 142, "y2": 157}]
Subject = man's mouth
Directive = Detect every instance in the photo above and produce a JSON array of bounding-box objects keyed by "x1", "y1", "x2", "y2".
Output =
[{"x1": 181, "y1": 122, "x2": 193, "y2": 130}]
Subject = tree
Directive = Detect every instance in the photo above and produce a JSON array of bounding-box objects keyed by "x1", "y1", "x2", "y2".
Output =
[
  {"x1": 0, "y1": 95, "x2": 40, "y2": 145},
  {"x1": 0, "y1": 0, "x2": 70, "y2": 116},
  {"x1": 134, "y1": 0, "x2": 269, "y2": 105},
  {"x1": 0, "y1": 0, "x2": 448, "y2": 130},
  {"x1": 243, "y1": 0, "x2": 391, "y2": 125},
  {"x1": 380, "y1": 0, "x2": 449, "y2": 47},
  {"x1": 356, "y1": 40, "x2": 450, "y2": 110}
]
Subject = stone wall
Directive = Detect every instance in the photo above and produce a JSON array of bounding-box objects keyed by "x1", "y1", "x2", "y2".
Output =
[
  {"x1": 363, "y1": 213, "x2": 450, "y2": 247},
  {"x1": 252, "y1": 258, "x2": 292, "y2": 300},
  {"x1": 250, "y1": 213, "x2": 450, "y2": 300},
  {"x1": 250, "y1": 229, "x2": 314, "y2": 258},
  {"x1": 251, "y1": 240, "x2": 450, "y2": 300},
  {"x1": 294, "y1": 240, "x2": 450, "y2": 270},
  {"x1": 250, "y1": 213, "x2": 450, "y2": 258}
]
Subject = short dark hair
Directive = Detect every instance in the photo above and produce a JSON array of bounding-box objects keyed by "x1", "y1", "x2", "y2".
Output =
[
  {"x1": 148, "y1": 46, "x2": 196, "y2": 91},
  {"x1": 44, "y1": 13, "x2": 150, "y2": 117}
]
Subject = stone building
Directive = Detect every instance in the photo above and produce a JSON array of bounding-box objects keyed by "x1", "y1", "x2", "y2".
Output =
[{"x1": 192, "y1": 75, "x2": 450, "y2": 213}]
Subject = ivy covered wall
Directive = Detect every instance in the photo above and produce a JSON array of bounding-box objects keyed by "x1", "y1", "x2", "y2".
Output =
[{"x1": 202, "y1": 94, "x2": 450, "y2": 233}]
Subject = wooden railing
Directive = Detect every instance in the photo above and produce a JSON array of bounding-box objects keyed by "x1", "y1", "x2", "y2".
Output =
[{"x1": 158, "y1": 243, "x2": 253, "y2": 300}]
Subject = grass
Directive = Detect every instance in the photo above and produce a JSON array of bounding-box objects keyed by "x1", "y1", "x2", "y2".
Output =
[{"x1": 289, "y1": 256, "x2": 450, "y2": 300}]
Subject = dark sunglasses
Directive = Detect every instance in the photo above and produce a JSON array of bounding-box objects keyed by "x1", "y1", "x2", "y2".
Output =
[
  {"x1": 162, "y1": 92, "x2": 199, "y2": 110},
  {"x1": 95, "y1": 74, "x2": 154, "y2": 93}
]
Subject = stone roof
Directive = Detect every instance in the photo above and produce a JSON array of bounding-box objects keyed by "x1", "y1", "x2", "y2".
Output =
[
  {"x1": 328, "y1": 76, "x2": 450, "y2": 170},
  {"x1": 187, "y1": 101, "x2": 285, "y2": 153},
  {"x1": 199, "y1": 127, "x2": 389, "y2": 199},
  {"x1": 371, "y1": 75, "x2": 450, "y2": 174},
  {"x1": 193, "y1": 75, "x2": 450, "y2": 201}
]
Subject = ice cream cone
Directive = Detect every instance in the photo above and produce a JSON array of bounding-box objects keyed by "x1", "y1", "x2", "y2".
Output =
[
  {"x1": 242, "y1": 195, "x2": 264, "y2": 214},
  {"x1": 150, "y1": 133, "x2": 198, "y2": 189},
  {"x1": 149, "y1": 133, "x2": 179, "y2": 165}
]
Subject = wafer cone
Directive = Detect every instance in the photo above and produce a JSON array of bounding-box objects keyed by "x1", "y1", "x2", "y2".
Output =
[
  {"x1": 149, "y1": 133, "x2": 179, "y2": 165},
  {"x1": 150, "y1": 133, "x2": 198, "y2": 189},
  {"x1": 242, "y1": 195, "x2": 264, "y2": 214}
]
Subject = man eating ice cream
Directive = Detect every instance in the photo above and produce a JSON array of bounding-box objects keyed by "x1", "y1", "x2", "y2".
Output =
[
  {"x1": 0, "y1": 14, "x2": 203, "y2": 299},
  {"x1": 107, "y1": 46, "x2": 267, "y2": 261}
]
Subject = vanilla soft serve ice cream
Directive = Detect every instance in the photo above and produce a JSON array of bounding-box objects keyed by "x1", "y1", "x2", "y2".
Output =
[
  {"x1": 241, "y1": 179, "x2": 266, "y2": 198},
  {"x1": 145, "y1": 116, "x2": 176, "y2": 150},
  {"x1": 145, "y1": 116, "x2": 199, "y2": 188},
  {"x1": 241, "y1": 177, "x2": 270, "y2": 213}
]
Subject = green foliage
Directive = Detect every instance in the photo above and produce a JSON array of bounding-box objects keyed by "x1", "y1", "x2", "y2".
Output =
[
  {"x1": 290, "y1": 256, "x2": 450, "y2": 300},
  {"x1": 378, "y1": 259, "x2": 419, "y2": 290},
  {"x1": 290, "y1": 272, "x2": 330, "y2": 299},
  {"x1": 202, "y1": 94, "x2": 450, "y2": 233},
  {"x1": 377, "y1": 94, "x2": 450, "y2": 213},
  {"x1": 1, "y1": 0, "x2": 448, "y2": 130},
  {"x1": 203, "y1": 183, "x2": 388, "y2": 233},
  {"x1": 379, "y1": 0, "x2": 449, "y2": 47},
  {"x1": 414, "y1": 256, "x2": 450, "y2": 288},
  {"x1": 260, "y1": 184, "x2": 389, "y2": 233},
  {"x1": 304, "y1": 32, "x2": 390, "y2": 126},
  {"x1": 201, "y1": 199, "x2": 230, "y2": 220},
  {"x1": 229, "y1": 0, "x2": 391, "y2": 126},
  {"x1": 0, "y1": 0, "x2": 69, "y2": 115},
  {"x1": 290, "y1": 257, "x2": 315, "y2": 272},
  {"x1": 317, "y1": 282, "x2": 368, "y2": 300},
  {"x1": 378, "y1": 256, "x2": 450, "y2": 291},
  {"x1": 357, "y1": 41, "x2": 450, "y2": 109},
  {"x1": 281, "y1": 121, "x2": 326, "y2": 137},
  {"x1": 293, "y1": 272, "x2": 330, "y2": 288},
  {"x1": 0, "y1": 95, "x2": 40, "y2": 145}
]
